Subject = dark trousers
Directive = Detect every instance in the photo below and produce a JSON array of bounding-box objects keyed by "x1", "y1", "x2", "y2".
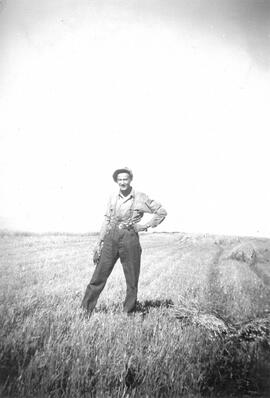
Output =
[{"x1": 81, "y1": 226, "x2": 142, "y2": 313}]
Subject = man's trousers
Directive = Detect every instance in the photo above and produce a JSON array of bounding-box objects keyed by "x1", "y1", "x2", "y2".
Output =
[{"x1": 81, "y1": 226, "x2": 142, "y2": 313}]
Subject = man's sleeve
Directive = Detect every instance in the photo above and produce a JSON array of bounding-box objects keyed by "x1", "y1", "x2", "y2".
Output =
[
  {"x1": 98, "y1": 197, "x2": 112, "y2": 242},
  {"x1": 143, "y1": 195, "x2": 167, "y2": 228}
]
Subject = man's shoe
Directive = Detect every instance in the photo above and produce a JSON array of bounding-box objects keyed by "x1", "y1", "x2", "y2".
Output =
[{"x1": 80, "y1": 308, "x2": 93, "y2": 319}]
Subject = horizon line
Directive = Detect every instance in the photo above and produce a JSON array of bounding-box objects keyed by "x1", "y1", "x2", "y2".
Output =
[{"x1": 0, "y1": 229, "x2": 269, "y2": 240}]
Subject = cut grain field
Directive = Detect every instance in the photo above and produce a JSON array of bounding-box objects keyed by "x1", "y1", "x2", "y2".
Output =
[{"x1": 0, "y1": 232, "x2": 270, "y2": 397}]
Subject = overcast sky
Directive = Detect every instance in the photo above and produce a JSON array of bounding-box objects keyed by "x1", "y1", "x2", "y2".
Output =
[{"x1": 0, "y1": 0, "x2": 270, "y2": 236}]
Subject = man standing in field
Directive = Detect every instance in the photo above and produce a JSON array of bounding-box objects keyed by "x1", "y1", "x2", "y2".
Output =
[{"x1": 81, "y1": 167, "x2": 167, "y2": 315}]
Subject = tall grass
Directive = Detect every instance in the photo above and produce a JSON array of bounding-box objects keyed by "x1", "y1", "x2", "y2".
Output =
[{"x1": 0, "y1": 233, "x2": 269, "y2": 397}]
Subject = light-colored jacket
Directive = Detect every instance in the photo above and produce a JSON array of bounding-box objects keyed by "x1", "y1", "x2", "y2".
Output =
[{"x1": 99, "y1": 188, "x2": 167, "y2": 241}]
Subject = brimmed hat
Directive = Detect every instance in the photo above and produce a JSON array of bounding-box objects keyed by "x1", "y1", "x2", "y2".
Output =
[{"x1": 112, "y1": 167, "x2": 133, "y2": 182}]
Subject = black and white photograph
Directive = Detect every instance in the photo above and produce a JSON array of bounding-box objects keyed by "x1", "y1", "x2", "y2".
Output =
[{"x1": 0, "y1": 1, "x2": 270, "y2": 397}]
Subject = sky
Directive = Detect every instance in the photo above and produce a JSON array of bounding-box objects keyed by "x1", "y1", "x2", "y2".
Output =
[{"x1": 0, "y1": 0, "x2": 270, "y2": 237}]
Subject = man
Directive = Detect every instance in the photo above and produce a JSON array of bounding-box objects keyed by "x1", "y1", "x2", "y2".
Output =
[{"x1": 81, "y1": 167, "x2": 167, "y2": 314}]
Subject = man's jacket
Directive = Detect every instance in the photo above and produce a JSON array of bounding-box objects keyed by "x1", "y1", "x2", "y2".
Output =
[{"x1": 98, "y1": 188, "x2": 167, "y2": 241}]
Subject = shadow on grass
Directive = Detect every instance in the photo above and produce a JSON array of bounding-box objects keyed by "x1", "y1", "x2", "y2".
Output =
[
  {"x1": 95, "y1": 299, "x2": 174, "y2": 314},
  {"x1": 135, "y1": 299, "x2": 174, "y2": 313}
]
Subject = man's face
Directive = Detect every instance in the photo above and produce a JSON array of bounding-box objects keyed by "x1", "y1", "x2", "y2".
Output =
[{"x1": 117, "y1": 173, "x2": 132, "y2": 192}]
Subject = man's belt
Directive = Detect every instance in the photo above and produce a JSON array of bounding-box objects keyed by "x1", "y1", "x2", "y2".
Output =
[
  {"x1": 109, "y1": 220, "x2": 135, "y2": 230},
  {"x1": 118, "y1": 222, "x2": 134, "y2": 230}
]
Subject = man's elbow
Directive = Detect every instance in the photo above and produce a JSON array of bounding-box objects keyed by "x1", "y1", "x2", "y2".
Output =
[{"x1": 158, "y1": 207, "x2": 167, "y2": 218}]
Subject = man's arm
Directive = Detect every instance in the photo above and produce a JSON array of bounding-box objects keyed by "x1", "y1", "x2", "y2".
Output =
[
  {"x1": 92, "y1": 197, "x2": 111, "y2": 264},
  {"x1": 134, "y1": 194, "x2": 167, "y2": 231},
  {"x1": 144, "y1": 196, "x2": 167, "y2": 228},
  {"x1": 97, "y1": 197, "x2": 112, "y2": 244}
]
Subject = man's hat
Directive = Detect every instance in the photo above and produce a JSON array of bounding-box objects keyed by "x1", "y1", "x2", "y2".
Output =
[{"x1": 112, "y1": 167, "x2": 133, "y2": 182}]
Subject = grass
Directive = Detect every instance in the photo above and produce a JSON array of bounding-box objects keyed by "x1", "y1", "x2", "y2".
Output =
[{"x1": 0, "y1": 232, "x2": 270, "y2": 397}]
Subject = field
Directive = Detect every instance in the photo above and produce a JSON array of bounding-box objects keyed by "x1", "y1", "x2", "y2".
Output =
[{"x1": 0, "y1": 231, "x2": 270, "y2": 397}]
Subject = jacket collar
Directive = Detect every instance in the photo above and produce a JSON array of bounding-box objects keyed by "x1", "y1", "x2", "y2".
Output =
[{"x1": 118, "y1": 187, "x2": 135, "y2": 199}]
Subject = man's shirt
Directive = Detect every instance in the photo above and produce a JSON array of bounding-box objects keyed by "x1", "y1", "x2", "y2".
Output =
[{"x1": 99, "y1": 188, "x2": 167, "y2": 241}]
